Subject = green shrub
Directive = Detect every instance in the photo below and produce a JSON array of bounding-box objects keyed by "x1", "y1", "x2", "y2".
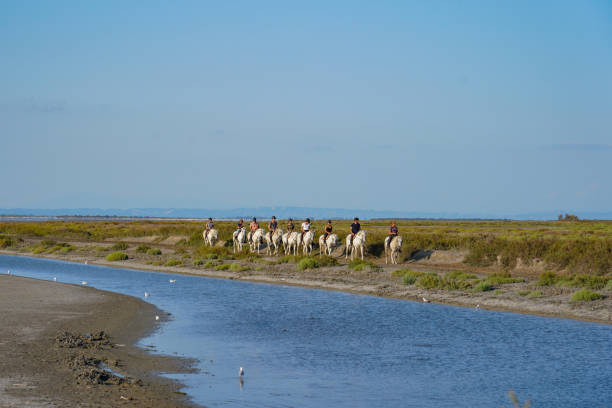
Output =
[
  {"x1": 229, "y1": 263, "x2": 250, "y2": 272},
  {"x1": 151, "y1": 260, "x2": 163, "y2": 266},
  {"x1": 147, "y1": 248, "x2": 162, "y2": 255},
  {"x1": 255, "y1": 266, "x2": 264, "y2": 271},
  {"x1": 516, "y1": 290, "x2": 530, "y2": 296},
  {"x1": 318, "y1": 256, "x2": 338, "y2": 267},
  {"x1": 215, "y1": 263, "x2": 231, "y2": 271},
  {"x1": 106, "y1": 252, "x2": 128, "y2": 261},
  {"x1": 538, "y1": 271, "x2": 561, "y2": 286},
  {"x1": 41, "y1": 239, "x2": 56, "y2": 246},
  {"x1": 446, "y1": 271, "x2": 477, "y2": 280},
  {"x1": 165, "y1": 258, "x2": 183, "y2": 267},
  {"x1": 348, "y1": 259, "x2": 380, "y2": 271},
  {"x1": 111, "y1": 242, "x2": 129, "y2": 250},
  {"x1": 485, "y1": 272, "x2": 524, "y2": 285},
  {"x1": 493, "y1": 289, "x2": 504, "y2": 295},
  {"x1": 416, "y1": 274, "x2": 442, "y2": 289},
  {"x1": 136, "y1": 245, "x2": 151, "y2": 253},
  {"x1": 59, "y1": 246, "x2": 74, "y2": 253},
  {"x1": 606, "y1": 280, "x2": 612, "y2": 291},
  {"x1": 0, "y1": 236, "x2": 14, "y2": 248},
  {"x1": 473, "y1": 281, "x2": 493, "y2": 292},
  {"x1": 297, "y1": 257, "x2": 320, "y2": 270},
  {"x1": 570, "y1": 289, "x2": 603, "y2": 302},
  {"x1": 278, "y1": 255, "x2": 301, "y2": 264},
  {"x1": 403, "y1": 275, "x2": 418, "y2": 285},
  {"x1": 205, "y1": 253, "x2": 218, "y2": 259},
  {"x1": 193, "y1": 259, "x2": 204, "y2": 266},
  {"x1": 204, "y1": 260, "x2": 216, "y2": 268},
  {"x1": 527, "y1": 290, "x2": 543, "y2": 298}
]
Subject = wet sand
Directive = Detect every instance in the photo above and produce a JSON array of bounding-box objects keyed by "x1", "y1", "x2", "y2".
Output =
[{"x1": 0, "y1": 275, "x2": 195, "y2": 407}]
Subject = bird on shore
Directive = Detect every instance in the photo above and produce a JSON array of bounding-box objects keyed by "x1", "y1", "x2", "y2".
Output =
[
  {"x1": 53, "y1": 277, "x2": 57, "y2": 281},
  {"x1": 239, "y1": 367, "x2": 244, "y2": 377},
  {"x1": 144, "y1": 292, "x2": 150, "y2": 297},
  {"x1": 169, "y1": 279, "x2": 176, "y2": 284},
  {"x1": 84, "y1": 260, "x2": 88, "y2": 265},
  {"x1": 475, "y1": 304, "x2": 480, "y2": 310},
  {"x1": 81, "y1": 281, "x2": 87, "y2": 285},
  {"x1": 155, "y1": 315, "x2": 160, "y2": 321},
  {"x1": 422, "y1": 297, "x2": 430, "y2": 303}
]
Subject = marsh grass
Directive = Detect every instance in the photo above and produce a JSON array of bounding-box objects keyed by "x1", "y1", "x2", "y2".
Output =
[
  {"x1": 147, "y1": 248, "x2": 162, "y2": 255},
  {"x1": 472, "y1": 281, "x2": 493, "y2": 292},
  {"x1": 527, "y1": 290, "x2": 543, "y2": 298},
  {"x1": 516, "y1": 290, "x2": 531, "y2": 296},
  {"x1": 193, "y1": 259, "x2": 204, "y2": 266},
  {"x1": 215, "y1": 263, "x2": 231, "y2": 271},
  {"x1": 538, "y1": 271, "x2": 610, "y2": 290},
  {"x1": 111, "y1": 242, "x2": 129, "y2": 250},
  {"x1": 136, "y1": 245, "x2": 151, "y2": 253},
  {"x1": 229, "y1": 263, "x2": 250, "y2": 272},
  {"x1": 570, "y1": 289, "x2": 603, "y2": 302},
  {"x1": 164, "y1": 258, "x2": 183, "y2": 267},
  {"x1": 348, "y1": 259, "x2": 380, "y2": 271},
  {"x1": 484, "y1": 272, "x2": 524, "y2": 285},
  {"x1": 297, "y1": 257, "x2": 320, "y2": 270},
  {"x1": 106, "y1": 252, "x2": 128, "y2": 261}
]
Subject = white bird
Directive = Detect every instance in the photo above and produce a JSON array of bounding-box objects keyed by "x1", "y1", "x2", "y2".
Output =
[
  {"x1": 155, "y1": 315, "x2": 160, "y2": 321},
  {"x1": 53, "y1": 277, "x2": 57, "y2": 281},
  {"x1": 81, "y1": 281, "x2": 87, "y2": 285},
  {"x1": 239, "y1": 367, "x2": 244, "y2": 377},
  {"x1": 169, "y1": 279, "x2": 176, "y2": 284},
  {"x1": 84, "y1": 260, "x2": 88, "y2": 265},
  {"x1": 422, "y1": 297, "x2": 430, "y2": 303},
  {"x1": 475, "y1": 304, "x2": 480, "y2": 310},
  {"x1": 144, "y1": 292, "x2": 150, "y2": 297},
  {"x1": 7, "y1": 270, "x2": 10, "y2": 275}
]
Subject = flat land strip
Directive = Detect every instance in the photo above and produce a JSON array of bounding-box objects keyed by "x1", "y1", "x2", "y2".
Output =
[
  {"x1": 1, "y1": 219, "x2": 610, "y2": 323},
  {"x1": 0, "y1": 275, "x2": 194, "y2": 408}
]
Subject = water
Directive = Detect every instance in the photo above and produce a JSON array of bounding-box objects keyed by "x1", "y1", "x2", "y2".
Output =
[{"x1": 1, "y1": 255, "x2": 610, "y2": 407}]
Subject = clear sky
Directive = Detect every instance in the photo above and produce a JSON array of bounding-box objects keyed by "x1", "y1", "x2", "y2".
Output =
[{"x1": 1, "y1": 1, "x2": 611, "y2": 216}]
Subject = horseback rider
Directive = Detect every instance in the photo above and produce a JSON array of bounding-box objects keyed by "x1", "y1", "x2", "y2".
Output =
[
  {"x1": 323, "y1": 220, "x2": 333, "y2": 243},
  {"x1": 249, "y1": 217, "x2": 259, "y2": 243},
  {"x1": 286, "y1": 218, "x2": 295, "y2": 234},
  {"x1": 301, "y1": 218, "x2": 311, "y2": 240},
  {"x1": 348, "y1": 217, "x2": 360, "y2": 246},
  {"x1": 388, "y1": 221, "x2": 398, "y2": 246},
  {"x1": 204, "y1": 218, "x2": 214, "y2": 240},
  {"x1": 237, "y1": 218, "x2": 244, "y2": 231},
  {"x1": 268, "y1": 216, "x2": 278, "y2": 241}
]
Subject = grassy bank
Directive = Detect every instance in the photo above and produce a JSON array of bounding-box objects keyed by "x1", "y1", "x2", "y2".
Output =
[{"x1": 1, "y1": 219, "x2": 611, "y2": 275}]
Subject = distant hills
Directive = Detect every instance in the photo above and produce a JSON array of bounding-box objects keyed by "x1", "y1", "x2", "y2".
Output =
[{"x1": 1, "y1": 207, "x2": 611, "y2": 221}]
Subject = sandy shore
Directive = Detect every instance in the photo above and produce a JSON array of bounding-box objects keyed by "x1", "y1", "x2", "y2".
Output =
[
  {"x1": 0, "y1": 275, "x2": 195, "y2": 408},
  {"x1": 2, "y1": 248, "x2": 610, "y2": 325}
]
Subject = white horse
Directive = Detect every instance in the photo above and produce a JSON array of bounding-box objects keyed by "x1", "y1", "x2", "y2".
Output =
[
  {"x1": 384, "y1": 235, "x2": 403, "y2": 264},
  {"x1": 302, "y1": 230, "x2": 315, "y2": 255},
  {"x1": 248, "y1": 228, "x2": 266, "y2": 254},
  {"x1": 203, "y1": 228, "x2": 218, "y2": 246},
  {"x1": 345, "y1": 230, "x2": 367, "y2": 260},
  {"x1": 284, "y1": 232, "x2": 300, "y2": 255},
  {"x1": 265, "y1": 228, "x2": 284, "y2": 255},
  {"x1": 233, "y1": 227, "x2": 247, "y2": 253},
  {"x1": 319, "y1": 233, "x2": 338, "y2": 256}
]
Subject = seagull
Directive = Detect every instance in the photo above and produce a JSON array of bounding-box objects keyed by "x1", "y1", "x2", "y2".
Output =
[
  {"x1": 169, "y1": 279, "x2": 176, "y2": 284},
  {"x1": 144, "y1": 292, "x2": 150, "y2": 297},
  {"x1": 239, "y1": 367, "x2": 244, "y2": 377},
  {"x1": 81, "y1": 281, "x2": 87, "y2": 285},
  {"x1": 155, "y1": 315, "x2": 160, "y2": 321},
  {"x1": 475, "y1": 304, "x2": 480, "y2": 310},
  {"x1": 53, "y1": 277, "x2": 57, "y2": 281},
  {"x1": 422, "y1": 297, "x2": 430, "y2": 303}
]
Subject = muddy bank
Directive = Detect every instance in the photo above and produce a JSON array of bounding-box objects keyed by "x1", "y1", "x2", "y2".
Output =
[
  {"x1": 2, "y1": 246, "x2": 611, "y2": 325},
  {"x1": 0, "y1": 275, "x2": 196, "y2": 407}
]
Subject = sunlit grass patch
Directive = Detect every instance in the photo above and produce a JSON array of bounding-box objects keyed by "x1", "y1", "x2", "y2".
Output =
[
  {"x1": 229, "y1": 263, "x2": 250, "y2": 272},
  {"x1": 570, "y1": 289, "x2": 602, "y2": 302},
  {"x1": 147, "y1": 248, "x2": 162, "y2": 255},
  {"x1": 106, "y1": 252, "x2": 128, "y2": 261},
  {"x1": 527, "y1": 290, "x2": 543, "y2": 298},
  {"x1": 165, "y1": 258, "x2": 183, "y2": 267},
  {"x1": 111, "y1": 242, "x2": 129, "y2": 250},
  {"x1": 297, "y1": 257, "x2": 320, "y2": 270},
  {"x1": 348, "y1": 259, "x2": 380, "y2": 271}
]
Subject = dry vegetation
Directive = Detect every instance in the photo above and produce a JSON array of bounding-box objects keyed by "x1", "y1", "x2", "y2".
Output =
[{"x1": 1, "y1": 219, "x2": 610, "y2": 312}]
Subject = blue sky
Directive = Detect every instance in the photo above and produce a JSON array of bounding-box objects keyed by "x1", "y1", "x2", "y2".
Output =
[{"x1": 1, "y1": 1, "x2": 610, "y2": 216}]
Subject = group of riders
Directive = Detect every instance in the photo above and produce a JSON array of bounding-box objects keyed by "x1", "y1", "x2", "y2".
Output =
[{"x1": 203, "y1": 216, "x2": 401, "y2": 248}]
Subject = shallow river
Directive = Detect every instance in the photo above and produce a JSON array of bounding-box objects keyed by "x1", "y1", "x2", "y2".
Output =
[{"x1": 1, "y1": 255, "x2": 610, "y2": 407}]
